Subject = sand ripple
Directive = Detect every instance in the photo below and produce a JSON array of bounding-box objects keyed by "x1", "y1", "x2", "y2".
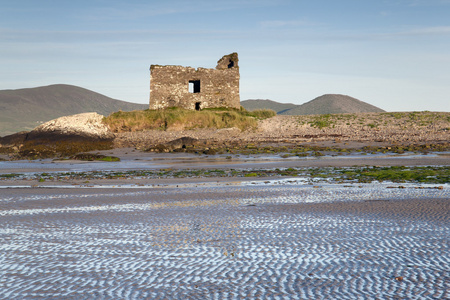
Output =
[{"x1": 0, "y1": 185, "x2": 448, "y2": 299}]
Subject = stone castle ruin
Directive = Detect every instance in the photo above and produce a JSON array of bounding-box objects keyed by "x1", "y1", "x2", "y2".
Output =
[{"x1": 149, "y1": 53, "x2": 240, "y2": 110}]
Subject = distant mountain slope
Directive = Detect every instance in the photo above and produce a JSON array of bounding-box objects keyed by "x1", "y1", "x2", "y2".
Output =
[
  {"x1": 280, "y1": 94, "x2": 385, "y2": 115},
  {"x1": 242, "y1": 95, "x2": 384, "y2": 115},
  {"x1": 0, "y1": 84, "x2": 148, "y2": 136},
  {"x1": 241, "y1": 99, "x2": 297, "y2": 114}
]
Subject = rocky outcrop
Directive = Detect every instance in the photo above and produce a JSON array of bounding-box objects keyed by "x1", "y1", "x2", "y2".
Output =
[
  {"x1": 0, "y1": 112, "x2": 114, "y2": 148},
  {"x1": 0, "y1": 131, "x2": 29, "y2": 147},
  {"x1": 30, "y1": 112, "x2": 114, "y2": 139}
]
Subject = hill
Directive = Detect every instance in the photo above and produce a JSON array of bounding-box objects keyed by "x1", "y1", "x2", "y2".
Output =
[
  {"x1": 242, "y1": 95, "x2": 384, "y2": 115},
  {"x1": 241, "y1": 99, "x2": 297, "y2": 114},
  {"x1": 0, "y1": 84, "x2": 148, "y2": 136},
  {"x1": 280, "y1": 94, "x2": 385, "y2": 115}
]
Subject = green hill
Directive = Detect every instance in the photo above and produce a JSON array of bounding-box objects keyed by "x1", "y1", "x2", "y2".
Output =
[{"x1": 0, "y1": 84, "x2": 147, "y2": 136}]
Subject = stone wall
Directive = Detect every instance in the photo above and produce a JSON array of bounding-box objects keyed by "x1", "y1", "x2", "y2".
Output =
[{"x1": 149, "y1": 53, "x2": 240, "y2": 110}]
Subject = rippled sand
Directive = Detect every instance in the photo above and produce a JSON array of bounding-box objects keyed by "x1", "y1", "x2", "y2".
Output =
[{"x1": 0, "y1": 184, "x2": 448, "y2": 299}]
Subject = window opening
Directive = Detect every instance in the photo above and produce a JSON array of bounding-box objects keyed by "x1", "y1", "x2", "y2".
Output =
[
  {"x1": 227, "y1": 60, "x2": 234, "y2": 68},
  {"x1": 195, "y1": 102, "x2": 201, "y2": 111},
  {"x1": 189, "y1": 80, "x2": 200, "y2": 93}
]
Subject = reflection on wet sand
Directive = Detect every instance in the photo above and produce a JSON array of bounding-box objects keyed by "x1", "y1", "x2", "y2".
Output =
[{"x1": 0, "y1": 184, "x2": 448, "y2": 299}]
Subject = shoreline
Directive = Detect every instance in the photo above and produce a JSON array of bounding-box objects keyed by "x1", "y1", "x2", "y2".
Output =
[
  {"x1": 1, "y1": 111, "x2": 449, "y2": 161},
  {"x1": 1, "y1": 148, "x2": 449, "y2": 188}
]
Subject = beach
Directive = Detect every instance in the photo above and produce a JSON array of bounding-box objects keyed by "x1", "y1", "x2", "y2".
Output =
[
  {"x1": 0, "y1": 150, "x2": 449, "y2": 299},
  {"x1": 0, "y1": 183, "x2": 448, "y2": 299}
]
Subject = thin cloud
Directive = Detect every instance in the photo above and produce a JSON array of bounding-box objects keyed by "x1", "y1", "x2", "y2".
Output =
[
  {"x1": 0, "y1": 28, "x2": 239, "y2": 43},
  {"x1": 323, "y1": 26, "x2": 450, "y2": 41},
  {"x1": 389, "y1": 26, "x2": 450, "y2": 37},
  {"x1": 406, "y1": 0, "x2": 450, "y2": 6},
  {"x1": 83, "y1": 0, "x2": 280, "y2": 21},
  {"x1": 260, "y1": 20, "x2": 316, "y2": 28},
  {"x1": 407, "y1": 26, "x2": 450, "y2": 34}
]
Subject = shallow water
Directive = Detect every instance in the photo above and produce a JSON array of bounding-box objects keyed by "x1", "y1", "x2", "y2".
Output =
[
  {"x1": 0, "y1": 185, "x2": 448, "y2": 299},
  {"x1": 1, "y1": 151, "x2": 447, "y2": 175}
]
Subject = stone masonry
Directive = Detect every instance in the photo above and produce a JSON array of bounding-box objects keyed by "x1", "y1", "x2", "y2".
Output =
[{"x1": 149, "y1": 53, "x2": 240, "y2": 110}]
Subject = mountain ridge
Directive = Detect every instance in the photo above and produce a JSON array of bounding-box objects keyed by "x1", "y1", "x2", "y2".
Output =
[
  {"x1": 241, "y1": 94, "x2": 385, "y2": 115},
  {"x1": 0, "y1": 84, "x2": 147, "y2": 136},
  {"x1": 239, "y1": 99, "x2": 298, "y2": 113}
]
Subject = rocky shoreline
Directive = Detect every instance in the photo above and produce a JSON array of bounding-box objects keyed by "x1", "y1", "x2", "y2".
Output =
[
  {"x1": 1, "y1": 112, "x2": 449, "y2": 159},
  {"x1": 114, "y1": 113, "x2": 450, "y2": 151}
]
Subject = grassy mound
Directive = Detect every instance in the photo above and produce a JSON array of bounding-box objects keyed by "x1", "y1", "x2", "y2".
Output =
[{"x1": 103, "y1": 107, "x2": 275, "y2": 132}]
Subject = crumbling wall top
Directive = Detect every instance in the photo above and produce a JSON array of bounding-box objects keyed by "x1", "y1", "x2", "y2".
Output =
[{"x1": 216, "y1": 52, "x2": 239, "y2": 70}]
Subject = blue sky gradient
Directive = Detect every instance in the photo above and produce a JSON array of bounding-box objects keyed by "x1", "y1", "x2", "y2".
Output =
[{"x1": 1, "y1": 0, "x2": 449, "y2": 111}]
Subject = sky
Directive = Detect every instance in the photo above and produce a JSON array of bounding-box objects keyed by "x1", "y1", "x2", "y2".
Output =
[{"x1": 1, "y1": 0, "x2": 449, "y2": 112}]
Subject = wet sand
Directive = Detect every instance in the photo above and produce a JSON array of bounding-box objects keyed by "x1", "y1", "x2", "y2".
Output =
[
  {"x1": 0, "y1": 148, "x2": 449, "y2": 176},
  {"x1": 0, "y1": 183, "x2": 448, "y2": 299}
]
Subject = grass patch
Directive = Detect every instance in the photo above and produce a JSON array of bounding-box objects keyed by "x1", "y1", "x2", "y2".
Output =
[
  {"x1": 244, "y1": 172, "x2": 259, "y2": 177},
  {"x1": 308, "y1": 114, "x2": 335, "y2": 129},
  {"x1": 363, "y1": 143, "x2": 450, "y2": 154},
  {"x1": 337, "y1": 166, "x2": 449, "y2": 184},
  {"x1": 0, "y1": 173, "x2": 23, "y2": 178},
  {"x1": 103, "y1": 107, "x2": 275, "y2": 132},
  {"x1": 18, "y1": 140, "x2": 114, "y2": 159},
  {"x1": 71, "y1": 153, "x2": 120, "y2": 162},
  {"x1": 3, "y1": 166, "x2": 447, "y2": 184},
  {"x1": 295, "y1": 111, "x2": 449, "y2": 131},
  {"x1": 149, "y1": 141, "x2": 450, "y2": 155},
  {"x1": 0, "y1": 147, "x2": 16, "y2": 154},
  {"x1": 246, "y1": 109, "x2": 276, "y2": 119}
]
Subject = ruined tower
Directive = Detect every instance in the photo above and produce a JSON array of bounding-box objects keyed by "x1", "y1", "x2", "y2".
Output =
[{"x1": 149, "y1": 53, "x2": 240, "y2": 110}]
